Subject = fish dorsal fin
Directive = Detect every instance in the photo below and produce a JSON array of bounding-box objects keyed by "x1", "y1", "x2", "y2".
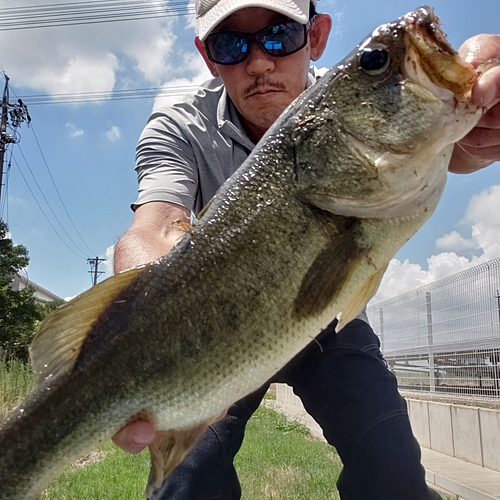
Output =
[
  {"x1": 145, "y1": 417, "x2": 219, "y2": 499},
  {"x1": 335, "y1": 264, "x2": 388, "y2": 332},
  {"x1": 30, "y1": 265, "x2": 146, "y2": 384}
]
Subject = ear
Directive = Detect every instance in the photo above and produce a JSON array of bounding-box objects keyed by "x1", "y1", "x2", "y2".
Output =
[
  {"x1": 309, "y1": 14, "x2": 332, "y2": 61},
  {"x1": 195, "y1": 36, "x2": 220, "y2": 77}
]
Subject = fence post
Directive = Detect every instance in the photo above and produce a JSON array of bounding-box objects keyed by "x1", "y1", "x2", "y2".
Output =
[{"x1": 426, "y1": 291, "x2": 436, "y2": 392}]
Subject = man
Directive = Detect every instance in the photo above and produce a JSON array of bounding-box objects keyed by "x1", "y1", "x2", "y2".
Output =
[{"x1": 113, "y1": 1, "x2": 500, "y2": 498}]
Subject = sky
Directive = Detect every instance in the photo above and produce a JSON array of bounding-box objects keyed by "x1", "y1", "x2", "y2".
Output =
[{"x1": 0, "y1": 0, "x2": 499, "y2": 302}]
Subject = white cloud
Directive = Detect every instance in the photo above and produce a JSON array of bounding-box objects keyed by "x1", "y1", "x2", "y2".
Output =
[
  {"x1": 104, "y1": 125, "x2": 121, "y2": 143},
  {"x1": 153, "y1": 55, "x2": 213, "y2": 110},
  {"x1": 6, "y1": 197, "x2": 26, "y2": 208},
  {"x1": 0, "y1": 0, "x2": 183, "y2": 95},
  {"x1": 185, "y1": 0, "x2": 197, "y2": 31},
  {"x1": 124, "y1": 29, "x2": 177, "y2": 87},
  {"x1": 32, "y1": 53, "x2": 118, "y2": 97},
  {"x1": 371, "y1": 184, "x2": 500, "y2": 304},
  {"x1": 323, "y1": 0, "x2": 345, "y2": 39},
  {"x1": 65, "y1": 122, "x2": 84, "y2": 138},
  {"x1": 466, "y1": 185, "x2": 500, "y2": 225},
  {"x1": 435, "y1": 230, "x2": 478, "y2": 252},
  {"x1": 104, "y1": 244, "x2": 115, "y2": 276}
]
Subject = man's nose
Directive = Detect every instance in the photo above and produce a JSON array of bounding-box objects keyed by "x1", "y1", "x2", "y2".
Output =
[{"x1": 245, "y1": 41, "x2": 276, "y2": 74}]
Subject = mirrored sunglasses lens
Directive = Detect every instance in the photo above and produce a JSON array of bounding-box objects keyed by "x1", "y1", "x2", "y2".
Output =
[
  {"x1": 207, "y1": 33, "x2": 248, "y2": 64},
  {"x1": 206, "y1": 22, "x2": 306, "y2": 64},
  {"x1": 259, "y1": 23, "x2": 305, "y2": 55}
]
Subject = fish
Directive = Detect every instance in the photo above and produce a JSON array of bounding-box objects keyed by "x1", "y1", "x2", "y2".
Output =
[{"x1": 0, "y1": 6, "x2": 488, "y2": 499}]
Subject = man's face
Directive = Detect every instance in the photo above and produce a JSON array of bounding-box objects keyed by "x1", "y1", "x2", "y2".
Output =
[{"x1": 196, "y1": 7, "x2": 331, "y2": 142}]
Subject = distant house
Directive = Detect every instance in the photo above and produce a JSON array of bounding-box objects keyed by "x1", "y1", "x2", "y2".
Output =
[{"x1": 11, "y1": 274, "x2": 63, "y2": 305}]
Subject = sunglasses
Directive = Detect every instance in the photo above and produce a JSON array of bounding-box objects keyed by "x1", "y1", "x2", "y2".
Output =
[{"x1": 204, "y1": 20, "x2": 310, "y2": 65}]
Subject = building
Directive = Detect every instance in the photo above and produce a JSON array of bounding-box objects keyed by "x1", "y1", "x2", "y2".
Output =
[{"x1": 10, "y1": 273, "x2": 64, "y2": 305}]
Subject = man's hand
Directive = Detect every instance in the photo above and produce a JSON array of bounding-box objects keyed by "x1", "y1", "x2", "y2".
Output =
[
  {"x1": 112, "y1": 409, "x2": 229, "y2": 454},
  {"x1": 450, "y1": 34, "x2": 500, "y2": 174},
  {"x1": 112, "y1": 421, "x2": 157, "y2": 454}
]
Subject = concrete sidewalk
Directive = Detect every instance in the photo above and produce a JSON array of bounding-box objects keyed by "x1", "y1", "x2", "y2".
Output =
[
  {"x1": 422, "y1": 447, "x2": 500, "y2": 500},
  {"x1": 265, "y1": 400, "x2": 500, "y2": 500}
]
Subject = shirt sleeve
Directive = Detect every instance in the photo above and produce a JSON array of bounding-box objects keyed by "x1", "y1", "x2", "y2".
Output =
[{"x1": 132, "y1": 109, "x2": 199, "y2": 213}]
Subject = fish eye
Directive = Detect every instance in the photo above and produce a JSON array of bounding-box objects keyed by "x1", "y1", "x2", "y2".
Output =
[{"x1": 359, "y1": 48, "x2": 390, "y2": 74}]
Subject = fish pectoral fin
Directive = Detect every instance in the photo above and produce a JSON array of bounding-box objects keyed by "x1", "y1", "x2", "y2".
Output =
[
  {"x1": 145, "y1": 417, "x2": 219, "y2": 499},
  {"x1": 335, "y1": 264, "x2": 388, "y2": 332},
  {"x1": 29, "y1": 265, "x2": 146, "y2": 384},
  {"x1": 293, "y1": 219, "x2": 369, "y2": 319}
]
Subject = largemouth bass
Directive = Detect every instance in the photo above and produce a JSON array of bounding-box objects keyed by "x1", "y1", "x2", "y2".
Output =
[{"x1": 0, "y1": 7, "x2": 487, "y2": 499}]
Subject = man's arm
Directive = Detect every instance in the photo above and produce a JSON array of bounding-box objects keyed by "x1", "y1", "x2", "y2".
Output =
[
  {"x1": 114, "y1": 201, "x2": 190, "y2": 273},
  {"x1": 112, "y1": 200, "x2": 189, "y2": 453},
  {"x1": 450, "y1": 34, "x2": 500, "y2": 173}
]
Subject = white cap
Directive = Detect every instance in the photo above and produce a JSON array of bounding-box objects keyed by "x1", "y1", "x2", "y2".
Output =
[{"x1": 196, "y1": 0, "x2": 316, "y2": 41}]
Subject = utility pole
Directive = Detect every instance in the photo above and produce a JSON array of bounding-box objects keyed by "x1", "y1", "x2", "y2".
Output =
[
  {"x1": 87, "y1": 256, "x2": 106, "y2": 286},
  {"x1": 0, "y1": 74, "x2": 31, "y2": 205}
]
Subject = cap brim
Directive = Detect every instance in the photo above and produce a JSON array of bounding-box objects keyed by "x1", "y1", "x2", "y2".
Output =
[{"x1": 197, "y1": 0, "x2": 311, "y2": 41}]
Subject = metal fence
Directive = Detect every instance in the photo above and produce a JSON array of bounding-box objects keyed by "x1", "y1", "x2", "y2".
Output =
[{"x1": 367, "y1": 257, "x2": 500, "y2": 407}]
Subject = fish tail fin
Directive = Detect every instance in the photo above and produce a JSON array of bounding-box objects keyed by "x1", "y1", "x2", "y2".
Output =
[{"x1": 145, "y1": 417, "x2": 219, "y2": 499}]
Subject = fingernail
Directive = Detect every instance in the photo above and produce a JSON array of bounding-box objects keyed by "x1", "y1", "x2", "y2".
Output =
[{"x1": 132, "y1": 436, "x2": 151, "y2": 446}]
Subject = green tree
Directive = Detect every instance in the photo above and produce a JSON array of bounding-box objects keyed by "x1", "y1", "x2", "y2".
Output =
[{"x1": 0, "y1": 220, "x2": 44, "y2": 362}]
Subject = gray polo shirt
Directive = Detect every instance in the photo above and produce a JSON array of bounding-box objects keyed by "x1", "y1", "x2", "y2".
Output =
[
  {"x1": 133, "y1": 66, "x2": 370, "y2": 325},
  {"x1": 133, "y1": 67, "x2": 325, "y2": 216}
]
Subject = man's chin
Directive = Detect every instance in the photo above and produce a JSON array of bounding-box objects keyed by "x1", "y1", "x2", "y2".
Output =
[{"x1": 245, "y1": 101, "x2": 290, "y2": 126}]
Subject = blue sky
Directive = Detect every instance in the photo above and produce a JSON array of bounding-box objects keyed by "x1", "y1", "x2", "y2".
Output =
[{"x1": 1, "y1": 0, "x2": 499, "y2": 301}]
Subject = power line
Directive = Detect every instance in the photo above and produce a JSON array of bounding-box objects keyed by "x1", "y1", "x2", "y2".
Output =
[
  {"x1": 30, "y1": 125, "x2": 97, "y2": 256},
  {"x1": 12, "y1": 154, "x2": 88, "y2": 260},
  {"x1": 6, "y1": 83, "x2": 97, "y2": 257},
  {"x1": 0, "y1": 74, "x2": 95, "y2": 264},
  {"x1": 18, "y1": 84, "x2": 201, "y2": 105},
  {"x1": 15, "y1": 144, "x2": 91, "y2": 259},
  {"x1": 0, "y1": 0, "x2": 194, "y2": 31}
]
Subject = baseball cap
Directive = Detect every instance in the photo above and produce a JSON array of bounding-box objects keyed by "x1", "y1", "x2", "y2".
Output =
[{"x1": 196, "y1": 0, "x2": 317, "y2": 41}]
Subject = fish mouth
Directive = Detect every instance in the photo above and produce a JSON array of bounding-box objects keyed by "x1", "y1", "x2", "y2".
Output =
[{"x1": 404, "y1": 6, "x2": 478, "y2": 95}]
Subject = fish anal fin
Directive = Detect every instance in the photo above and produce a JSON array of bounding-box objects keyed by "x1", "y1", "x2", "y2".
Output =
[
  {"x1": 145, "y1": 417, "x2": 219, "y2": 499},
  {"x1": 29, "y1": 265, "x2": 146, "y2": 385},
  {"x1": 336, "y1": 264, "x2": 388, "y2": 332}
]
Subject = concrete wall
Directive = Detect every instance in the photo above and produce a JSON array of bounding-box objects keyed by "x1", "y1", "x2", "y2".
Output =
[
  {"x1": 275, "y1": 384, "x2": 500, "y2": 473},
  {"x1": 407, "y1": 399, "x2": 500, "y2": 472}
]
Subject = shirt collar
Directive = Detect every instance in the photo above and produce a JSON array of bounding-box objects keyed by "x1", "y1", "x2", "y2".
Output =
[{"x1": 217, "y1": 87, "x2": 255, "y2": 151}]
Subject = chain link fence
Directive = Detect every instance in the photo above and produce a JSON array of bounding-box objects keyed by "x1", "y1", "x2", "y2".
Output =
[{"x1": 367, "y1": 257, "x2": 500, "y2": 407}]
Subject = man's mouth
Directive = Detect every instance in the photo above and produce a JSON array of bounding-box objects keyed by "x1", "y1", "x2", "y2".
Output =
[
  {"x1": 246, "y1": 88, "x2": 284, "y2": 97},
  {"x1": 245, "y1": 78, "x2": 286, "y2": 97}
]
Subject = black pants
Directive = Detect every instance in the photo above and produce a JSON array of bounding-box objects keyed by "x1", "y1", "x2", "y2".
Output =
[{"x1": 151, "y1": 319, "x2": 442, "y2": 500}]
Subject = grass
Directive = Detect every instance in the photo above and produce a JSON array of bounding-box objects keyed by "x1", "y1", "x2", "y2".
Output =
[
  {"x1": 1, "y1": 364, "x2": 343, "y2": 499},
  {"x1": 234, "y1": 407, "x2": 342, "y2": 500},
  {"x1": 0, "y1": 364, "x2": 457, "y2": 499},
  {"x1": 0, "y1": 359, "x2": 37, "y2": 422},
  {"x1": 41, "y1": 440, "x2": 152, "y2": 499},
  {"x1": 40, "y1": 407, "x2": 343, "y2": 499}
]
